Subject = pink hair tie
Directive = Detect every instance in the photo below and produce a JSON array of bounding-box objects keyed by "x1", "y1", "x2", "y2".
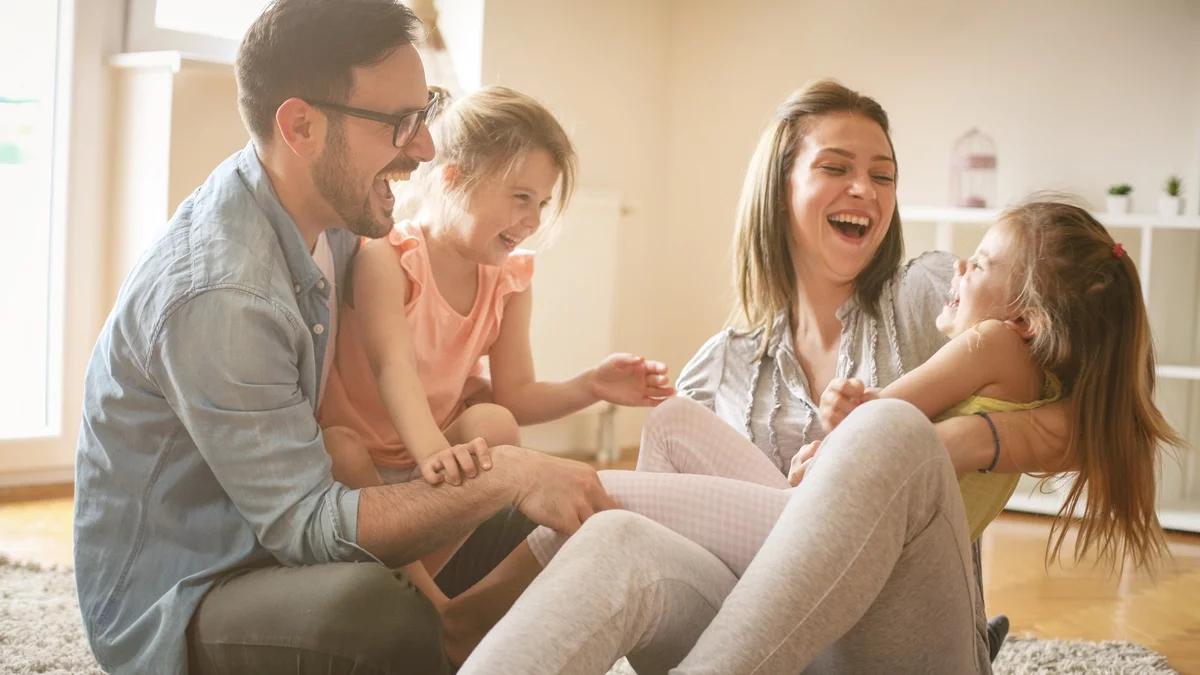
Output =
[{"x1": 1112, "y1": 243, "x2": 1126, "y2": 259}]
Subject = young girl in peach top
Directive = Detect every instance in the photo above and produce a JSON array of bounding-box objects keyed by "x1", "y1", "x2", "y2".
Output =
[
  {"x1": 318, "y1": 86, "x2": 672, "y2": 615},
  {"x1": 318, "y1": 86, "x2": 673, "y2": 494}
]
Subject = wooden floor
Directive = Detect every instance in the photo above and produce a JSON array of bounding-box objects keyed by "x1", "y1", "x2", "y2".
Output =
[
  {"x1": 3, "y1": 496, "x2": 1198, "y2": 673},
  {"x1": 981, "y1": 513, "x2": 1200, "y2": 673}
]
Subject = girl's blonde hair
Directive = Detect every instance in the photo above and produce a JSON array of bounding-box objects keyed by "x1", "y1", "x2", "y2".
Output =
[
  {"x1": 1004, "y1": 199, "x2": 1182, "y2": 570},
  {"x1": 396, "y1": 85, "x2": 577, "y2": 231},
  {"x1": 732, "y1": 80, "x2": 904, "y2": 342}
]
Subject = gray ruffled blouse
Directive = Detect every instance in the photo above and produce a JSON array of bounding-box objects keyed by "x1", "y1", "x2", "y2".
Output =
[{"x1": 677, "y1": 251, "x2": 957, "y2": 473}]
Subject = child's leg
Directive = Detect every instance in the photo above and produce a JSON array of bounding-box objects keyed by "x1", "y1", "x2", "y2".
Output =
[
  {"x1": 441, "y1": 542, "x2": 541, "y2": 666},
  {"x1": 530, "y1": 469, "x2": 790, "y2": 577},
  {"x1": 322, "y1": 427, "x2": 450, "y2": 609},
  {"x1": 420, "y1": 403, "x2": 521, "y2": 584},
  {"x1": 638, "y1": 397, "x2": 790, "y2": 488},
  {"x1": 322, "y1": 426, "x2": 384, "y2": 488},
  {"x1": 442, "y1": 470, "x2": 793, "y2": 665},
  {"x1": 443, "y1": 402, "x2": 521, "y2": 447}
]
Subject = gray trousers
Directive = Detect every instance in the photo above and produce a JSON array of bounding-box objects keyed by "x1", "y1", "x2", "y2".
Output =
[
  {"x1": 461, "y1": 400, "x2": 992, "y2": 674},
  {"x1": 187, "y1": 506, "x2": 535, "y2": 675}
]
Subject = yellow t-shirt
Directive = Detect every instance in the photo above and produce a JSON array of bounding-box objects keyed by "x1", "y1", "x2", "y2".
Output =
[{"x1": 938, "y1": 373, "x2": 1061, "y2": 541}]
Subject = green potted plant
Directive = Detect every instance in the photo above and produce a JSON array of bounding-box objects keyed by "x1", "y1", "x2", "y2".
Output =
[
  {"x1": 1106, "y1": 183, "x2": 1132, "y2": 214},
  {"x1": 1159, "y1": 175, "x2": 1184, "y2": 217}
]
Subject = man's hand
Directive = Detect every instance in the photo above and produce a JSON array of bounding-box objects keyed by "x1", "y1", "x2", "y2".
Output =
[
  {"x1": 819, "y1": 378, "x2": 880, "y2": 432},
  {"x1": 500, "y1": 446, "x2": 617, "y2": 534},
  {"x1": 419, "y1": 438, "x2": 493, "y2": 486}
]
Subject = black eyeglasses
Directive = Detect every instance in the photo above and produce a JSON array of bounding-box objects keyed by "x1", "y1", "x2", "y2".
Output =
[{"x1": 307, "y1": 90, "x2": 440, "y2": 148}]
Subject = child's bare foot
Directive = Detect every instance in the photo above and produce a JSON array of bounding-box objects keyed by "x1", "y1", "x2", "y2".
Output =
[
  {"x1": 441, "y1": 596, "x2": 491, "y2": 667},
  {"x1": 438, "y1": 543, "x2": 542, "y2": 666}
]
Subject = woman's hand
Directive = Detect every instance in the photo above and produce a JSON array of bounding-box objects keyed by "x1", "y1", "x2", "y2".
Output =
[
  {"x1": 419, "y1": 438, "x2": 493, "y2": 486},
  {"x1": 819, "y1": 378, "x2": 880, "y2": 431},
  {"x1": 588, "y1": 353, "x2": 676, "y2": 407},
  {"x1": 788, "y1": 440, "x2": 823, "y2": 486}
]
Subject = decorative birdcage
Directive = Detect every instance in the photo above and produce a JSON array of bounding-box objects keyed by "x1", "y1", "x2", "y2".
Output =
[{"x1": 950, "y1": 128, "x2": 997, "y2": 208}]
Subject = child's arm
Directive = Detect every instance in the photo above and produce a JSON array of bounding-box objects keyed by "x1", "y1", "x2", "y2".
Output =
[
  {"x1": 935, "y1": 401, "x2": 1072, "y2": 476},
  {"x1": 820, "y1": 320, "x2": 1019, "y2": 432},
  {"x1": 487, "y1": 288, "x2": 675, "y2": 425},
  {"x1": 354, "y1": 240, "x2": 489, "y2": 484}
]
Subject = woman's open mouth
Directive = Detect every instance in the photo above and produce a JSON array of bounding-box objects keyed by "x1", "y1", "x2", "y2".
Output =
[{"x1": 828, "y1": 213, "x2": 871, "y2": 240}]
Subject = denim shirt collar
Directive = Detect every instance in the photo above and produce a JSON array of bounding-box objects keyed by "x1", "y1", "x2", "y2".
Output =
[{"x1": 235, "y1": 142, "x2": 327, "y2": 296}]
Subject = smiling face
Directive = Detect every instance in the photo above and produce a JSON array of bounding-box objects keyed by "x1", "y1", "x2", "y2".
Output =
[
  {"x1": 936, "y1": 219, "x2": 1022, "y2": 338},
  {"x1": 446, "y1": 148, "x2": 560, "y2": 266},
  {"x1": 311, "y1": 44, "x2": 434, "y2": 238},
  {"x1": 786, "y1": 112, "x2": 898, "y2": 289}
]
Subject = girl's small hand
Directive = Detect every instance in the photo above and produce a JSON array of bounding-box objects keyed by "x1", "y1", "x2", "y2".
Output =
[
  {"x1": 589, "y1": 353, "x2": 676, "y2": 407},
  {"x1": 818, "y1": 378, "x2": 879, "y2": 432},
  {"x1": 788, "y1": 439, "x2": 823, "y2": 486},
  {"x1": 420, "y1": 438, "x2": 493, "y2": 486}
]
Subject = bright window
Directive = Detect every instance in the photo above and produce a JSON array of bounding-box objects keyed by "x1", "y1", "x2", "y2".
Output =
[
  {"x1": 124, "y1": 0, "x2": 269, "y2": 61},
  {"x1": 154, "y1": 0, "x2": 268, "y2": 41},
  {"x1": 0, "y1": 1, "x2": 62, "y2": 439}
]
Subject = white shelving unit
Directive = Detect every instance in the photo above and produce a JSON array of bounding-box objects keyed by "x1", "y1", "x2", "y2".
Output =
[{"x1": 901, "y1": 206, "x2": 1200, "y2": 533}]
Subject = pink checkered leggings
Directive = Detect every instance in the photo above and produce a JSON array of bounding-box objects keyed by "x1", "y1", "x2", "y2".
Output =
[{"x1": 526, "y1": 396, "x2": 795, "y2": 576}]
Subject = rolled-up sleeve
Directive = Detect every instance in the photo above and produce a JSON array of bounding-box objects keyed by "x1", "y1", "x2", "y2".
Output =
[{"x1": 148, "y1": 288, "x2": 371, "y2": 566}]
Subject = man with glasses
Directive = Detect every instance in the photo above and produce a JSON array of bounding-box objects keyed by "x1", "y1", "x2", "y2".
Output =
[{"x1": 74, "y1": 1, "x2": 613, "y2": 673}]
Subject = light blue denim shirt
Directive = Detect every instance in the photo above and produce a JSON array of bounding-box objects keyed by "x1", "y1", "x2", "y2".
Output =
[{"x1": 74, "y1": 144, "x2": 373, "y2": 674}]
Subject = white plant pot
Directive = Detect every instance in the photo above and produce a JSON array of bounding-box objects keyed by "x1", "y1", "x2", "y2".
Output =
[
  {"x1": 1106, "y1": 195, "x2": 1130, "y2": 214},
  {"x1": 1158, "y1": 195, "x2": 1184, "y2": 217}
]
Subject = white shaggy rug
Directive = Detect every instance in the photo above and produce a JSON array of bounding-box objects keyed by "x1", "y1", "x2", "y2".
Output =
[{"x1": 0, "y1": 556, "x2": 1176, "y2": 674}]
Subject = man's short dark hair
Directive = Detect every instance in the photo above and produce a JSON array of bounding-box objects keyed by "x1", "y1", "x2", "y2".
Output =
[{"x1": 235, "y1": 0, "x2": 422, "y2": 145}]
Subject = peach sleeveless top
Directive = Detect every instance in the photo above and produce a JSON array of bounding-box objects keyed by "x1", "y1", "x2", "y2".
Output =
[{"x1": 318, "y1": 221, "x2": 534, "y2": 468}]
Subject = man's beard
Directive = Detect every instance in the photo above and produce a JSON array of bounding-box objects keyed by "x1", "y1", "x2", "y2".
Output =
[{"x1": 312, "y1": 121, "x2": 391, "y2": 238}]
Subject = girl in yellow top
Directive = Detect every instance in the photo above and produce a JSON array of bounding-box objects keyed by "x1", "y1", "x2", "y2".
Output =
[
  {"x1": 815, "y1": 199, "x2": 1176, "y2": 559},
  {"x1": 518, "y1": 198, "x2": 1174, "y2": 571}
]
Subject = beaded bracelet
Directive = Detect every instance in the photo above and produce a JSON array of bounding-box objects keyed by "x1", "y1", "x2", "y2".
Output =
[{"x1": 975, "y1": 411, "x2": 1001, "y2": 473}]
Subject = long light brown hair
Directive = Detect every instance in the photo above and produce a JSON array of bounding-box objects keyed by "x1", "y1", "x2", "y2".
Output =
[
  {"x1": 732, "y1": 80, "x2": 904, "y2": 342},
  {"x1": 1004, "y1": 200, "x2": 1181, "y2": 570},
  {"x1": 395, "y1": 85, "x2": 577, "y2": 233}
]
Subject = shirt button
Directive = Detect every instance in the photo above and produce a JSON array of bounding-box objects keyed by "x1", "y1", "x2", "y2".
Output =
[
  {"x1": 316, "y1": 279, "x2": 326, "y2": 290},
  {"x1": 312, "y1": 323, "x2": 325, "y2": 335}
]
